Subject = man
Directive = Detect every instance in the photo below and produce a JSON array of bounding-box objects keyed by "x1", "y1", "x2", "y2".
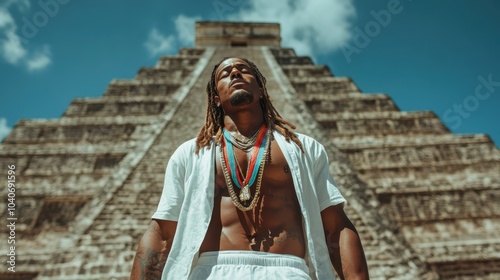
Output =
[{"x1": 130, "y1": 57, "x2": 369, "y2": 279}]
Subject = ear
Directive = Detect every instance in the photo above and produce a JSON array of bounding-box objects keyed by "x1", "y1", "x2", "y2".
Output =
[
  {"x1": 259, "y1": 87, "x2": 264, "y2": 98},
  {"x1": 214, "y1": 95, "x2": 221, "y2": 106}
]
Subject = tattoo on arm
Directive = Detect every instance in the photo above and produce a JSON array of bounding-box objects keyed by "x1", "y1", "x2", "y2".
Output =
[{"x1": 133, "y1": 247, "x2": 168, "y2": 280}]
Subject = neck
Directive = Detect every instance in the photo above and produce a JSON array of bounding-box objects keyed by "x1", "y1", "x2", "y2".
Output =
[{"x1": 223, "y1": 110, "x2": 265, "y2": 138}]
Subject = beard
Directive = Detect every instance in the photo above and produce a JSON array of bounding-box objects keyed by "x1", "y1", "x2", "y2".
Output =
[{"x1": 229, "y1": 90, "x2": 254, "y2": 106}]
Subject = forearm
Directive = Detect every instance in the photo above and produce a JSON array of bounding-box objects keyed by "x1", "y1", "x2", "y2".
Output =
[
  {"x1": 327, "y1": 225, "x2": 369, "y2": 280},
  {"x1": 322, "y1": 205, "x2": 369, "y2": 279},
  {"x1": 130, "y1": 221, "x2": 172, "y2": 280}
]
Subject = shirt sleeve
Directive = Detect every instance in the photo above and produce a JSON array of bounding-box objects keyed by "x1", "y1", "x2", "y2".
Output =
[
  {"x1": 314, "y1": 143, "x2": 346, "y2": 211},
  {"x1": 151, "y1": 150, "x2": 185, "y2": 221}
]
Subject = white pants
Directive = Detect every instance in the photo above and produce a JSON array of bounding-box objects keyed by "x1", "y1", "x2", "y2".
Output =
[{"x1": 188, "y1": 251, "x2": 312, "y2": 280}]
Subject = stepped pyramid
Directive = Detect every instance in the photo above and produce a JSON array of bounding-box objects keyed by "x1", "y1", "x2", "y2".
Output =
[{"x1": 1, "y1": 21, "x2": 499, "y2": 279}]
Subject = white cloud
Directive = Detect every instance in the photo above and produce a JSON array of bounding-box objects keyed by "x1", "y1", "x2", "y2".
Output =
[
  {"x1": 227, "y1": 0, "x2": 356, "y2": 57},
  {"x1": 0, "y1": 2, "x2": 52, "y2": 71},
  {"x1": 144, "y1": 28, "x2": 176, "y2": 57},
  {"x1": 27, "y1": 44, "x2": 51, "y2": 71},
  {"x1": 2, "y1": 0, "x2": 30, "y2": 11},
  {"x1": 174, "y1": 14, "x2": 201, "y2": 45},
  {"x1": 144, "y1": 14, "x2": 200, "y2": 57},
  {"x1": 2, "y1": 30, "x2": 27, "y2": 64},
  {"x1": 0, "y1": 7, "x2": 15, "y2": 28},
  {"x1": 0, "y1": 118, "x2": 12, "y2": 142}
]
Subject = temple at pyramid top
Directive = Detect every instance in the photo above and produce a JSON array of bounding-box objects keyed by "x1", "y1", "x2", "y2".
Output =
[{"x1": 195, "y1": 21, "x2": 281, "y2": 47}]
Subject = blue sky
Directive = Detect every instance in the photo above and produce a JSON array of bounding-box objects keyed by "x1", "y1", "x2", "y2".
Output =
[{"x1": 1, "y1": 0, "x2": 499, "y2": 146}]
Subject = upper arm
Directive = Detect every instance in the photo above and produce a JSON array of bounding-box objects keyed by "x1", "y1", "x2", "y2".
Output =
[
  {"x1": 320, "y1": 203, "x2": 352, "y2": 235},
  {"x1": 312, "y1": 143, "x2": 346, "y2": 211},
  {"x1": 152, "y1": 157, "x2": 185, "y2": 221},
  {"x1": 154, "y1": 219, "x2": 178, "y2": 243},
  {"x1": 130, "y1": 220, "x2": 177, "y2": 280}
]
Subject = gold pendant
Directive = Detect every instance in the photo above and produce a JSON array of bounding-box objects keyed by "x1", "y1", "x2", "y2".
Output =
[{"x1": 239, "y1": 185, "x2": 251, "y2": 202}]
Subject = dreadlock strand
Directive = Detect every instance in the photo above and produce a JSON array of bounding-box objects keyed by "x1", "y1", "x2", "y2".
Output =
[{"x1": 196, "y1": 56, "x2": 304, "y2": 154}]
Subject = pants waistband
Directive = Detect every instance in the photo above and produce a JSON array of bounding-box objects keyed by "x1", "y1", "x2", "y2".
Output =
[{"x1": 197, "y1": 250, "x2": 308, "y2": 271}]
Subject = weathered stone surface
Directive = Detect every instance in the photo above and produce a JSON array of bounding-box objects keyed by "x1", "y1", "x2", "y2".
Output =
[
  {"x1": 1, "y1": 22, "x2": 499, "y2": 280},
  {"x1": 156, "y1": 56, "x2": 200, "y2": 69},
  {"x1": 104, "y1": 81, "x2": 181, "y2": 97},
  {"x1": 292, "y1": 77, "x2": 360, "y2": 93},
  {"x1": 318, "y1": 111, "x2": 449, "y2": 135},
  {"x1": 177, "y1": 47, "x2": 205, "y2": 57},
  {"x1": 304, "y1": 93, "x2": 398, "y2": 113},
  {"x1": 135, "y1": 67, "x2": 192, "y2": 82},
  {"x1": 281, "y1": 65, "x2": 332, "y2": 77},
  {"x1": 65, "y1": 99, "x2": 167, "y2": 117},
  {"x1": 271, "y1": 45, "x2": 500, "y2": 279},
  {"x1": 196, "y1": 21, "x2": 280, "y2": 47},
  {"x1": 274, "y1": 56, "x2": 314, "y2": 66}
]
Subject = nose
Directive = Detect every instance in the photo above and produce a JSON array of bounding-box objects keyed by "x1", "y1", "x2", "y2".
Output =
[{"x1": 229, "y1": 67, "x2": 242, "y2": 79}]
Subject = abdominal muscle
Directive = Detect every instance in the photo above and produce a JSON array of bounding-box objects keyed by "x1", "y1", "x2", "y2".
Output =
[
  {"x1": 199, "y1": 195, "x2": 305, "y2": 257},
  {"x1": 199, "y1": 143, "x2": 306, "y2": 258}
]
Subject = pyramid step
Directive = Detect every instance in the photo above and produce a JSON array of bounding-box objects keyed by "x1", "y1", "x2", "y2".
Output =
[
  {"x1": 432, "y1": 259, "x2": 500, "y2": 279},
  {"x1": 402, "y1": 219, "x2": 500, "y2": 245},
  {"x1": 156, "y1": 56, "x2": 200, "y2": 69},
  {"x1": 417, "y1": 240, "x2": 500, "y2": 264},
  {"x1": 356, "y1": 161, "x2": 500, "y2": 188},
  {"x1": 405, "y1": 219, "x2": 500, "y2": 276},
  {"x1": 332, "y1": 134, "x2": 492, "y2": 150},
  {"x1": 281, "y1": 65, "x2": 332, "y2": 78},
  {"x1": 0, "y1": 152, "x2": 126, "y2": 176},
  {"x1": 345, "y1": 142, "x2": 500, "y2": 170},
  {"x1": 274, "y1": 56, "x2": 314, "y2": 66},
  {"x1": 134, "y1": 67, "x2": 193, "y2": 82},
  {"x1": 177, "y1": 47, "x2": 206, "y2": 57},
  {"x1": 291, "y1": 76, "x2": 360, "y2": 93},
  {"x1": 300, "y1": 91, "x2": 364, "y2": 100},
  {"x1": 0, "y1": 272, "x2": 39, "y2": 279},
  {"x1": 305, "y1": 93, "x2": 398, "y2": 113},
  {"x1": 3, "y1": 120, "x2": 151, "y2": 144},
  {"x1": 318, "y1": 111, "x2": 449, "y2": 135},
  {"x1": 270, "y1": 47, "x2": 296, "y2": 57},
  {"x1": 0, "y1": 142, "x2": 134, "y2": 155},
  {"x1": 2, "y1": 173, "x2": 107, "y2": 196},
  {"x1": 104, "y1": 80, "x2": 181, "y2": 97},
  {"x1": 382, "y1": 188, "x2": 500, "y2": 223},
  {"x1": 367, "y1": 171, "x2": 500, "y2": 195},
  {"x1": 64, "y1": 97, "x2": 169, "y2": 117}
]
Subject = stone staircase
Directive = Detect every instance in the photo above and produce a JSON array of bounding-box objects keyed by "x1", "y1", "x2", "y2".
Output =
[
  {"x1": 1, "y1": 39, "x2": 499, "y2": 279},
  {"x1": 271, "y1": 47, "x2": 500, "y2": 279}
]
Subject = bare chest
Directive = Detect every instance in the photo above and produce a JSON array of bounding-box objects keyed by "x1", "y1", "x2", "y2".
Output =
[{"x1": 214, "y1": 139, "x2": 297, "y2": 205}]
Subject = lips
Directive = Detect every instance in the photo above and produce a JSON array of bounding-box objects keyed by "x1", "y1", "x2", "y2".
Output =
[{"x1": 229, "y1": 79, "x2": 246, "y2": 88}]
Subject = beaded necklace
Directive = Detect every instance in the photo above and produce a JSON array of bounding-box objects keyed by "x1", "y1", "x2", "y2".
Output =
[
  {"x1": 224, "y1": 127, "x2": 260, "y2": 151},
  {"x1": 220, "y1": 125, "x2": 269, "y2": 211}
]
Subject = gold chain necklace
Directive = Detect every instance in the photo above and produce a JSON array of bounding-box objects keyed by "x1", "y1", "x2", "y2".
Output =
[
  {"x1": 233, "y1": 151, "x2": 252, "y2": 201},
  {"x1": 220, "y1": 130, "x2": 270, "y2": 211},
  {"x1": 226, "y1": 130, "x2": 260, "y2": 151}
]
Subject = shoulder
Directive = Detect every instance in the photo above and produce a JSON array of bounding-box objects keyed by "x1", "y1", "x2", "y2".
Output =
[
  {"x1": 294, "y1": 132, "x2": 321, "y2": 146},
  {"x1": 172, "y1": 138, "x2": 214, "y2": 160},
  {"x1": 273, "y1": 131, "x2": 326, "y2": 159},
  {"x1": 282, "y1": 131, "x2": 324, "y2": 151}
]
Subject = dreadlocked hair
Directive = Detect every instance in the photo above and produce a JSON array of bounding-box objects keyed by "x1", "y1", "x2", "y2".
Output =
[{"x1": 195, "y1": 57, "x2": 304, "y2": 154}]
